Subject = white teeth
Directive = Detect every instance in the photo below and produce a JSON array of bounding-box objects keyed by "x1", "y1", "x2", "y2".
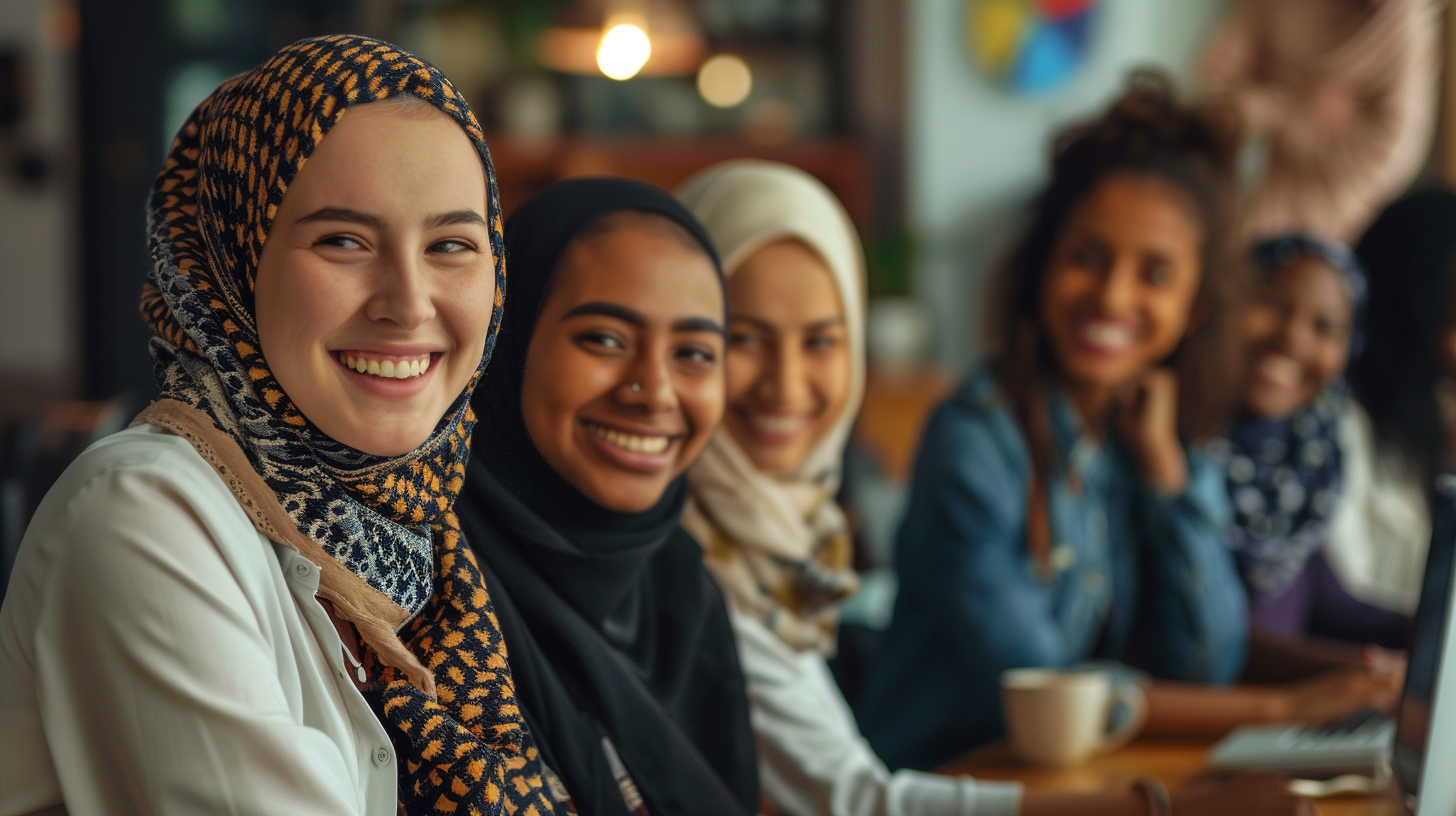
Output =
[
  {"x1": 338, "y1": 352, "x2": 432, "y2": 380},
  {"x1": 587, "y1": 422, "x2": 670, "y2": 455},
  {"x1": 1257, "y1": 355, "x2": 1302, "y2": 388},
  {"x1": 1081, "y1": 322, "x2": 1133, "y2": 350}
]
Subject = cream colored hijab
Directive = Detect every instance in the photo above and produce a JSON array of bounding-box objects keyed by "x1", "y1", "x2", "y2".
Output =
[{"x1": 678, "y1": 160, "x2": 867, "y2": 655}]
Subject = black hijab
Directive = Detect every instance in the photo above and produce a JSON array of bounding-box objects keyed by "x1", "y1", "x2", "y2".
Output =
[{"x1": 457, "y1": 178, "x2": 758, "y2": 816}]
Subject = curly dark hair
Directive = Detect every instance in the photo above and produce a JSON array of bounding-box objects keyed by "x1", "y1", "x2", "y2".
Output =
[{"x1": 985, "y1": 70, "x2": 1245, "y2": 565}]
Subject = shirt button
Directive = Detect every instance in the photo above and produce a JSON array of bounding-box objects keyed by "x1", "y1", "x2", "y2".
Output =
[
  {"x1": 294, "y1": 562, "x2": 311, "y2": 578},
  {"x1": 373, "y1": 746, "x2": 391, "y2": 767}
]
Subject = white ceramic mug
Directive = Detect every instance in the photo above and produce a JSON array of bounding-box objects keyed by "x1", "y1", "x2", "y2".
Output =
[{"x1": 1000, "y1": 668, "x2": 1147, "y2": 767}]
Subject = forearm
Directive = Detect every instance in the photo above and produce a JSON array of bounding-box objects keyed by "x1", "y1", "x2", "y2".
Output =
[
  {"x1": 1242, "y1": 629, "x2": 1367, "y2": 683},
  {"x1": 1143, "y1": 680, "x2": 1285, "y2": 737}
]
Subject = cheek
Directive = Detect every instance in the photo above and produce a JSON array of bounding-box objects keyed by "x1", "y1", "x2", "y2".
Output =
[
  {"x1": 1148, "y1": 289, "x2": 1195, "y2": 347},
  {"x1": 681, "y1": 374, "x2": 725, "y2": 438},
  {"x1": 1314, "y1": 341, "x2": 1349, "y2": 384},
  {"x1": 525, "y1": 348, "x2": 591, "y2": 428},
  {"x1": 1244, "y1": 306, "x2": 1275, "y2": 344},
  {"x1": 256, "y1": 256, "x2": 354, "y2": 363},
  {"x1": 725, "y1": 349, "x2": 761, "y2": 406},
  {"x1": 440, "y1": 271, "x2": 498, "y2": 355},
  {"x1": 1038, "y1": 265, "x2": 1096, "y2": 332},
  {"x1": 1038, "y1": 267, "x2": 1076, "y2": 318},
  {"x1": 811, "y1": 351, "x2": 853, "y2": 412}
]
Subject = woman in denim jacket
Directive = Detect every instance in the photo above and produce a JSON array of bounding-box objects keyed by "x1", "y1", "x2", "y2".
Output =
[{"x1": 861, "y1": 74, "x2": 1401, "y2": 774}]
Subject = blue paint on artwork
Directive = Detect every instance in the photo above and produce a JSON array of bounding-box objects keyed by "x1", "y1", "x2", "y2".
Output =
[{"x1": 1015, "y1": 22, "x2": 1076, "y2": 93}]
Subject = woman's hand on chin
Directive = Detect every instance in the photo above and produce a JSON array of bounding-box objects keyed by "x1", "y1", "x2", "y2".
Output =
[{"x1": 1115, "y1": 368, "x2": 1189, "y2": 495}]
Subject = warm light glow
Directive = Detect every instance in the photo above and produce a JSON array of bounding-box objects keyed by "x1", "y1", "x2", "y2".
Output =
[
  {"x1": 596, "y1": 23, "x2": 652, "y2": 80},
  {"x1": 696, "y1": 54, "x2": 752, "y2": 108}
]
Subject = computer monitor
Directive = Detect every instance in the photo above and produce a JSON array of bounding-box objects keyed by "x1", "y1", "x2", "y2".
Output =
[{"x1": 1395, "y1": 481, "x2": 1456, "y2": 815}]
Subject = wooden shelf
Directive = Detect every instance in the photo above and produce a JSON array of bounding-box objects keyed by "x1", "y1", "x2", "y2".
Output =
[{"x1": 484, "y1": 136, "x2": 872, "y2": 233}]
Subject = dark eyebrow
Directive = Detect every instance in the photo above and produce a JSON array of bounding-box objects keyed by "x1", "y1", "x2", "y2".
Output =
[
  {"x1": 295, "y1": 207, "x2": 488, "y2": 230},
  {"x1": 673, "y1": 317, "x2": 726, "y2": 336},
  {"x1": 562, "y1": 302, "x2": 725, "y2": 336},
  {"x1": 296, "y1": 207, "x2": 384, "y2": 229},
  {"x1": 806, "y1": 316, "x2": 846, "y2": 332},
  {"x1": 426, "y1": 209, "x2": 488, "y2": 229},
  {"x1": 562, "y1": 302, "x2": 643, "y2": 326}
]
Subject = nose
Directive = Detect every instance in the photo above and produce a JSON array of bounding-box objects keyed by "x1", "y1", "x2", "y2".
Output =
[
  {"x1": 1271, "y1": 309, "x2": 1311, "y2": 356},
  {"x1": 758, "y1": 341, "x2": 810, "y2": 412},
  {"x1": 1095, "y1": 258, "x2": 1138, "y2": 316},
  {"x1": 365, "y1": 249, "x2": 435, "y2": 331},
  {"x1": 617, "y1": 343, "x2": 676, "y2": 412}
]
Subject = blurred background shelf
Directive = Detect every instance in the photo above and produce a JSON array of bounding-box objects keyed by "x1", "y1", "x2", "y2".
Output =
[{"x1": 487, "y1": 135, "x2": 870, "y2": 228}]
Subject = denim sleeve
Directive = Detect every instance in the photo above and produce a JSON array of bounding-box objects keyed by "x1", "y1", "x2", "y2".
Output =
[
  {"x1": 1133, "y1": 449, "x2": 1248, "y2": 683},
  {"x1": 896, "y1": 403, "x2": 1079, "y2": 677},
  {"x1": 865, "y1": 396, "x2": 1088, "y2": 769}
]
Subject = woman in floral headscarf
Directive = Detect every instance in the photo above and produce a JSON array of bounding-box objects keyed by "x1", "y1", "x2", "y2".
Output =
[{"x1": 0, "y1": 35, "x2": 556, "y2": 816}]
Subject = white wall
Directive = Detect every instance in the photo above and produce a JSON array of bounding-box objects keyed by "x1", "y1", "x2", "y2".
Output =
[
  {"x1": 906, "y1": 0, "x2": 1227, "y2": 369},
  {"x1": 0, "y1": 0, "x2": 77, "y2": 392}
]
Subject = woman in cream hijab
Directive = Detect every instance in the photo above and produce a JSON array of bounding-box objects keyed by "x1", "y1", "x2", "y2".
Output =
[
  {"x1": 678, "y1": 161, "x2": 1310, "y2": 816},
  {"x1": 678, "y1": 160, "x2": 1022, "y2": 816}
]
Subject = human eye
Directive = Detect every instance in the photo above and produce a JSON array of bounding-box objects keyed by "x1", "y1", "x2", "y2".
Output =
[
  {"x1": 575, "y1": 330, "x2": 627, "y2": 352},
  {"x1": 427, "y1": 238, "x2": 478, "y2": 255},
  {"x1": 805, "y1": 333, "x2": 840, "y2": 352},
  {"x1": 677, "y1": 343, "x2": 719, "y2": 367},
  {"x1": 1064, "y1": 237, "x2": 1107, "y2": 269},
  {"x1": 317, "y1": 234, "x2": 366, "y2": 251},
  {"x1": 1143, "y1": 260, "x2": 1174, "y2": 287},
  {"x1": 1313, "y1": 313, "x2": 1345, "y2": 339}
]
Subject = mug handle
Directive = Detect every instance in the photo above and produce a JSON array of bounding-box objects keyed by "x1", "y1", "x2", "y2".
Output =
[{"x1": 1099, "y1": 680, "x2": 1148, "y2": 754}]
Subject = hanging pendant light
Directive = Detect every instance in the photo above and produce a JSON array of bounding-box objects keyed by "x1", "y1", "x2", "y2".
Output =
[{"x1": 537, "y1": 0, "x2": 706, "y2": 80}]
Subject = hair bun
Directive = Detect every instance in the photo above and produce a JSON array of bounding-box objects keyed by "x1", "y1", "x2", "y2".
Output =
[{"x1": 1054, "y1": 69, "x2": 1242, "y2": 176}]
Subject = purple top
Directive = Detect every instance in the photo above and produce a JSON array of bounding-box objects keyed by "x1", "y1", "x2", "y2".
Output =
[{"x1": 1248, "y1": 551, "x2": 1410, "y2": 648}]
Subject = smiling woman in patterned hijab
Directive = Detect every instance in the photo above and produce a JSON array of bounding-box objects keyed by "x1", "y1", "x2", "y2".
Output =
[{"x1": 0, "y1": 35, "x2": 557, "y2": 816}]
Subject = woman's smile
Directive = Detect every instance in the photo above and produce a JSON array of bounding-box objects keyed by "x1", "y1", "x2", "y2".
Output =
[
  {"x1": 731, "y1": 407, "x2": 814, "y2": 446},
  {"x1": 1069, "y1": 316, "x2": 1137, "y2": 357},
  {"x1": 579, "y1": 418, "x2": 682, "y2": 472},
  {"x1": 1249, "y1": 351, "x2": 1303, "y2": 391},
  {"x1": 331, "y1": 347, "x2": 442, "y2": 398}
]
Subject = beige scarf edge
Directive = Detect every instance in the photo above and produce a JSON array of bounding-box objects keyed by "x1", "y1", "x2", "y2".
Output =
[{"x1": 132, "y1": 399, "x2": 436, "y2": 697}]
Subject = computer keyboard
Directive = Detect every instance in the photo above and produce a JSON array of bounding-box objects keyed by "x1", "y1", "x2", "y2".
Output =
[
  {"x1": 1211, "y1": 708, "x2": 1395, "y2": 779},
  {"x1": 1275, "y1": 709, "x2": 1392, "y2": 751}
]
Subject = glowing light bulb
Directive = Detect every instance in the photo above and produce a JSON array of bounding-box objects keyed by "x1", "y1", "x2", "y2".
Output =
[
  {"x1": 597, "y1": 23, "x2": 651, "y2": 80},
  {"x1": 697, "y1": 54, "x2": 752, "y2": 108}
]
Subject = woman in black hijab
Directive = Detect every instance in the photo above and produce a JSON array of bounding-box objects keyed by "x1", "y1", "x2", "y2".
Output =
[{"x1": 456, "y1": 177, "x2": 758, "y2": 816}]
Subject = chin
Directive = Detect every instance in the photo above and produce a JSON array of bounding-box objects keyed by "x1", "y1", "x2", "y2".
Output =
[
  {"x1": 1244, "y1": 394, "x2": 1301, "y2": 421},
  {"x1": 338, "y1": 423, "x2": 435, "y2": 458},
  {"x1": 746, "y1": 451, "x2": 798, "y2": 477},
  {"x1": 1058, "y1": 358, "x2": 1141, "y2": 392},
  {"x1": 587, "y1": 482, "x2": 671, "y2": 513}
]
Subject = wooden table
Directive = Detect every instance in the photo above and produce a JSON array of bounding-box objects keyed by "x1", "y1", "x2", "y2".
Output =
[{"x1": 940, "y1": 738, "x2": 1403, "y2": 815}]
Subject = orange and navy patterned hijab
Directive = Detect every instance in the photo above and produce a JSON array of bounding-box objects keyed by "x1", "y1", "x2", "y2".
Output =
[
  {"x1": 141, "y1": 36, "x2": 564, "y2": 815},
  {"x1": 142, "y1": 34, "x2": 503, "y2": 617}
]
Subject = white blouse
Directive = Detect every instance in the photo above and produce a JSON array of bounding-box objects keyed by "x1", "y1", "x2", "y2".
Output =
[
  {"x1": 732, "y1": 609, "x2": 1022, "y2": 816},
  {"x1": 1326, "y1": 398, "x2": 1431, "y2": 615},
  {"x1": 0, "y1": 425, "x2": 396, "y2": 816}
]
